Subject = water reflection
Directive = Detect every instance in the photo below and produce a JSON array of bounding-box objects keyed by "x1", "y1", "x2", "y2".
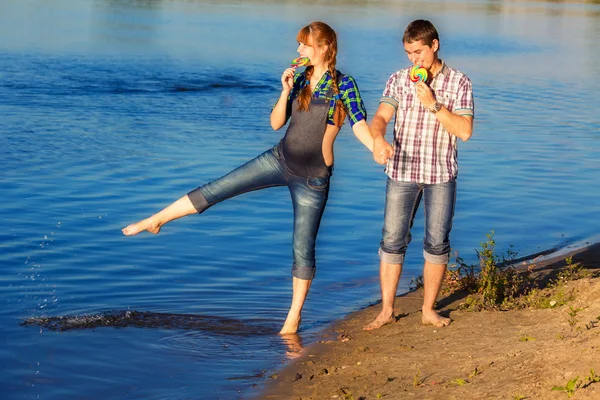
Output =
[{"x1": 279, "y1": 333, "x2": 305, "y2": 360}]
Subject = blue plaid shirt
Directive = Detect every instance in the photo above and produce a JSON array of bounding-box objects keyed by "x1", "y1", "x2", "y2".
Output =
[{"x1": 286, "y1": 70, "x2": 367, "y2": 127}]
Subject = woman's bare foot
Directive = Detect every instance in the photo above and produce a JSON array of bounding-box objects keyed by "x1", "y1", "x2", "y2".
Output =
[
  {"x1": 279, "y1": 333, "x2": 304, "y2": 359},
  {"x1": 122, "y1": 217, "x2": 161, "y2": 236},
  {"x1": 421, "y1": 309, "x2": 451, "y2": 328},
  {"x1": 363, "y1": 311, "x2": 395, "y2": 331},
  {"x1": 279, "y1": 316, "x2": 301, "y2": 335}
]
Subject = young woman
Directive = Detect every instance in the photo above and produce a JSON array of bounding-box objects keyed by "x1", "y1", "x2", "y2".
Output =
[{"x1": 122, "y1": 21, "x2": 374, "y2": 334}]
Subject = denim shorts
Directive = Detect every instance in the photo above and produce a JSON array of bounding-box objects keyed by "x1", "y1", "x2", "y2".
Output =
[
  {"x1": 379, "y1": 177, "x2": 456, "y2": 265},
  {"x1": 187, "y1": 145, "x2": 330, "y2": 280}
]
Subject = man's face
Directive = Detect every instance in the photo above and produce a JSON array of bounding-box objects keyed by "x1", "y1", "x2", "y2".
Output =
[{"x1": 404, "y1": 39, "x2": 439, "y2": 69}]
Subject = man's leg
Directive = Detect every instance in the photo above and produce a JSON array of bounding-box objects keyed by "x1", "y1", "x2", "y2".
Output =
[
  {"x1": 363, "y1": 178, "x2": 421, "y2": 331},
  {"x1": 421, "y1": 260, "x2": 451, "y2": 327},
  {"x1": 421, "y1": 179, "x2": 456, "y2": 327},
  {"x1": 363, "y1": 260, "x2": 402, "y2": 330}
]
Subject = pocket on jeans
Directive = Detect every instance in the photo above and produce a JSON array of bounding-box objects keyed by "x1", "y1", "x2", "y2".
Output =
[
  {"x1": 306, "y1": 176, "x2": 329, "y2": 190},
  {"x1": 271, "y1": 144, "x2": 282, "y2": 159}
]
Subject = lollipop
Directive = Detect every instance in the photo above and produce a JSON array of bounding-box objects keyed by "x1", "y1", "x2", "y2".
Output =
[
  {"x1": 290, "y1": 56, "x2": 310, "y2": 68},
  {"x1": 410, "y1": 65, "x2": 428, "y2": 83}
]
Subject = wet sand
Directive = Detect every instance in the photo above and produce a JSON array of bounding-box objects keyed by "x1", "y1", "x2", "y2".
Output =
[{"x1": 258, "y1": 242, "x2": 600, "y2": 399}]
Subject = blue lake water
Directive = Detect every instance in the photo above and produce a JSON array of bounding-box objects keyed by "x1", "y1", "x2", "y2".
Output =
[{"x1": 1, "y1": 0, "x2": 599, "y2": 398}]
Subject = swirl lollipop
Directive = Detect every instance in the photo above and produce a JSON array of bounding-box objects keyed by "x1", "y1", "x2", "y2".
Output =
[
  {"x1": 290, "y1": 56, "x2": 310, "y2": 68},
  {"x1": 410, "y1": 65, "x2": 428, "y2": 83}
]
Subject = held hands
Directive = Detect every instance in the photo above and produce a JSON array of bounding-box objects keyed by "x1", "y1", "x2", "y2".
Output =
[
  {"x1": 281, "y1": 68, "x2": 296, "y2": 93},
  {"x1": 415, "y1": 81, "x2": 436, "y2": 111},
  {"x1": 373, "y1": 136, "x2": 393, "y2": 165}
]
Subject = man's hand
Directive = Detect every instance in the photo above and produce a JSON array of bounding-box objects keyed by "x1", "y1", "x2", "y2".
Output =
[
  {"x1": 415, "y1": 81, "x2": 436, "y2": 110},
  {"x1": 373, "y1": 136, "x2": 393, "y2": 165}
]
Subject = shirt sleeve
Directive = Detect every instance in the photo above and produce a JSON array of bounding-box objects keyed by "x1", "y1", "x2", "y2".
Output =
[
  {"x1": 454, "y1": 75, "x2": 474, "y2": 117},
  {"x1": 379, "y1": 72, "x2": 400, "y2": 109},
  {"x1": 335, "y1": 74, "x2": 367, "y2": 127}
]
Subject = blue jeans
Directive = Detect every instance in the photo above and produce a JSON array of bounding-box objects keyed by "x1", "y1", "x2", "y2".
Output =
[
  {"x1": 379, "y1": 177, "x2": 456, "y2": 265},
  {"x1": 187, "y1": 145, "x2": 330, "y2": 280}
]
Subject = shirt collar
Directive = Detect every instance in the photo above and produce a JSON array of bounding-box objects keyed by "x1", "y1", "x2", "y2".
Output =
[{"x1": 432, "y1": 60, "x2": 447, "y2": 79}]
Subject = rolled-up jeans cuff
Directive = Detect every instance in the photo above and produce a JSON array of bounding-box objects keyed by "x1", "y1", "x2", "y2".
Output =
[
  {"x1": 378, "y1": 247, "x2": 405, "y2": 265},
  {"x1": 423, "y1": 249, "x2": 449, "y2": 265},
  {"x1": 187, "y1": 188, "x2": 210, "y2": 213},
  {"x1": 292, "y1": 263, "x2": 316, "y2": 280}
]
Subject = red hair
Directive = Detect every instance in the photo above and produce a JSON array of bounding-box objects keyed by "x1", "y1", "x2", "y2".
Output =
[{"x1": 296, "y1": 22, "x2": 346, "y2": 127}]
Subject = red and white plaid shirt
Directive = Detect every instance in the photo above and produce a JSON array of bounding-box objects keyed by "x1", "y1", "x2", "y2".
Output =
[{"x1": 381, "y1": 61, "x2": 474, "y2": 184}]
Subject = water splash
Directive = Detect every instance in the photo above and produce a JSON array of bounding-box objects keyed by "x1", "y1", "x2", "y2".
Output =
[{"x1": 21, "y1": 310, "x2": 278, "y2": 335}]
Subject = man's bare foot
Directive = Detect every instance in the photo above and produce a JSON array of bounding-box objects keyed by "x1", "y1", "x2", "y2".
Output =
[
  {"x1": 279, "y1": 316, "x2": 301, "y2": 335},
  {"x1": 363, "y1": 312, "x2": 395, "y2": 331},
  {"x1": 122, "y1": 217, "x2": 161, "y2": 236},
  {"x1": 421, "y1": 309, "x2": 451, "y2": 328}
]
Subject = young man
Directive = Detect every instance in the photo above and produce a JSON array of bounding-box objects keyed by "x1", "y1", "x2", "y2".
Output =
[{"x1": 364, "y1": 20, "x2": 474, "y2": 330}]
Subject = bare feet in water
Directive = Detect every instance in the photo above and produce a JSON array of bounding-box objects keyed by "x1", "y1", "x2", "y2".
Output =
[
  {"x1": 279, "y1": 316, "x2": 301, "y2": 335},
  {"x1": 122, "y1": 217, "x2": 161, "y2": 236},
  {"x1": 363, "y1": 312, "x2": 395, "y2": 331},
  {"x1": 421, "y1": 309, "x2": 451, "y2": 328}
]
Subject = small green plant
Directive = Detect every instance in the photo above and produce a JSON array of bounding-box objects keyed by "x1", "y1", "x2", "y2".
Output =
[
  {"x1": 520, "y1": 283, "x2": 571, "y2": 310},
  {"x1": 413, "y1": 371, "x2": 425, "y2": 388},
  {"x1": 468, "y1": 366, "x2": 481, "y2": 378},
  {"x1": 450, "y1": 378, "x2": 468, "y2": 386},
  {"x1": 582, "y1": 368, "x2": 600, "y2": 388},
  {"x1": 409, "y1": 275, "x2": 424, "y2": 290},
  {"x1": 557, "y1": 256, "x2": 584, "y2": 282},
  {"x1": 449, "y1": 232, "x2": 538, "y2": 311},
  {"x1": 376, "y1": 393, "x2": 384, "y2": 399},
  {"x1": 551, "y1": 376, "x2": 579, "y2": 397},
  {"x1": 513, "y1": 395, "x2": 527, "y2": 400},
  {"x1": 477, "y1": 231, "x2": 503, "y2": 306},
  {"x1": 566, "y1": 305, "x2": 584, "y2": 329}
]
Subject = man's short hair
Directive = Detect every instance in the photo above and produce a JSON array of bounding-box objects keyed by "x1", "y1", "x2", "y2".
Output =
[{"x1": 402, "y1": 20, "x2": 439, "y2": 47}]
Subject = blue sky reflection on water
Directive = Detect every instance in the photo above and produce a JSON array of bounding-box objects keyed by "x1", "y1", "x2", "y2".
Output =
[{"x1": 0, "y1": 0, "x2": 599, "y2": 399}]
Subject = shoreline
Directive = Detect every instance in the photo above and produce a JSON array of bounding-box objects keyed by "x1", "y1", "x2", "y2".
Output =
[{"x1": 257, "y1": 240, "x2": 600, "y2": 399}]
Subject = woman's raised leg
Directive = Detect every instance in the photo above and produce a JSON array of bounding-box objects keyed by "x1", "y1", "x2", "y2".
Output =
[
  {"x1": 122, "y1": 148, "x2": 285, "y2": 236},
  {"x1": 122, "y1": 195, "x2": 197, "y2": 236}
]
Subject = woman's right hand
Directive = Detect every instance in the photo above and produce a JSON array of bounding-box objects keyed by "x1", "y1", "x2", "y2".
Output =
[
  {"x1": 281, "y1": 68, "x2": 296, "y2": 93},
  {"x1": 373, "y1": 136, "x2": 393, "y2": 165}
]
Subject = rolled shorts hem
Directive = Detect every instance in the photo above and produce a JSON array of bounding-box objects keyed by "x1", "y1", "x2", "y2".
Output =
[
  {"x1": 378, "y1": 248, "x2": 405, "y2": 265},
  {"x1": 423, "y1": 249, "x2": 450, "y2": 265},
  {"x1": 291, "y1": 263, "x2": 316, "y2": 280}
]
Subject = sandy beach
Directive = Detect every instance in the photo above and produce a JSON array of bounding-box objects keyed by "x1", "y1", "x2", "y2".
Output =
[{"x1": 258, "y1": 242, "x2": 600, "y2": 400}]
